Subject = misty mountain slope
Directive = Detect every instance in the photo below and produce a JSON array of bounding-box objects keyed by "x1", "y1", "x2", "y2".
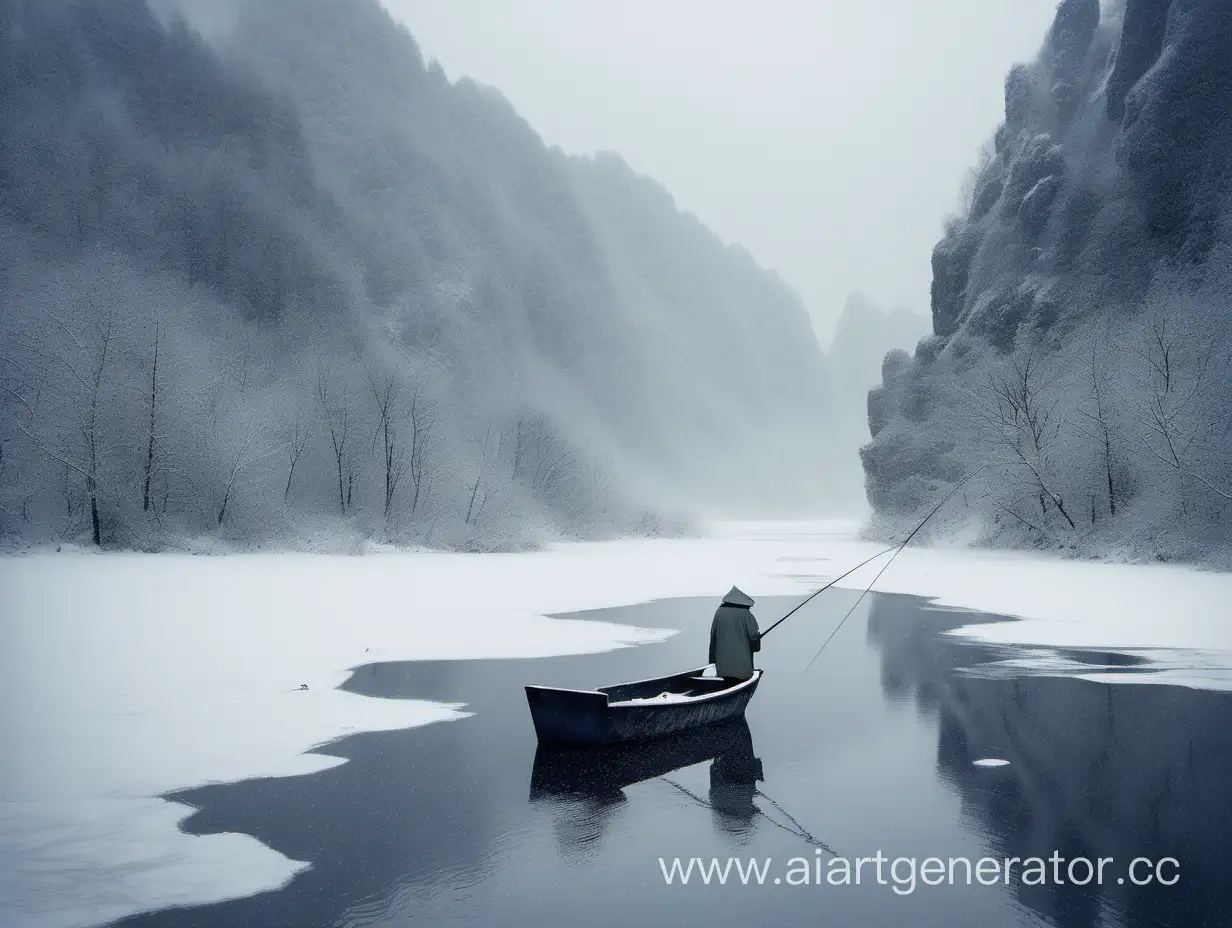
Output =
[
  {"x1": 227, "y1": 0, "x2": 838, "y2": 511},
  {"x1": 227, "y1": 0, "x2": 632, "y2": 463},
  {"x1": 0, "y1": 0, "x2": 835, "y2": 550},
  {"x1": 862, "y1": 0, "x2": 1232, "y2": 560},
  {"x1": 232, "y1": 0, "x2": 621, "y2": 367},
  {"x1": 562, "y1": 151, "x2": 834, "y2": 506},
  {"x1": 0, "y1": 0, "x2": 351, "y2": 324}
]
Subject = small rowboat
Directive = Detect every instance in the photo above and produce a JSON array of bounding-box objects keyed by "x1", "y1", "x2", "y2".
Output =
[{"x1": 525, "y1": 666, "x2": 762, "y2": 745}]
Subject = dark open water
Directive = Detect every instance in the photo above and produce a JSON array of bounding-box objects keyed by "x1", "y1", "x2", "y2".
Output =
[{"x1": 114, "y1": 592, "x2": 1232, "y2": 928}]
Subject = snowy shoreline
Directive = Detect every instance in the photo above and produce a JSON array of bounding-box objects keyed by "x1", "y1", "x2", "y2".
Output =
[{"x1": 3, "y1": 521, "x2": 1232, "y2": 928}]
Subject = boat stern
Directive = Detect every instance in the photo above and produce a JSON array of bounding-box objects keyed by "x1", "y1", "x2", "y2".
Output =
[{"x1": 525, "y1": 685, "x2": 610, "y2": 744}]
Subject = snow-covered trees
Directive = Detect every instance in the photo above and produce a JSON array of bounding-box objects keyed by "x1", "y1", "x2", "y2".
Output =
[
  {"x1": 865, "y1": 287, "x2": 1232, "y2": 556},
  {"x1": 971, "y1": 345, "x2": 1076, "y2": 532},
  {"x1": 0, "y1": 0, "x2": 839, "y2": 550},
  {"x1": 862, "y1": 0, "x2": 1232, "y2": 560}
]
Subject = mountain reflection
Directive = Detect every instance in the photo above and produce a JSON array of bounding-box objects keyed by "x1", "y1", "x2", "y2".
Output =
[{"x1": 867, "y1": 595, "x2": 1232, "y2": 928}]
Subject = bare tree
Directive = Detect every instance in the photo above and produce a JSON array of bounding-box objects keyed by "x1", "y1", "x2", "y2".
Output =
[
  {"x1": 405, "y1": 380, "x2": 438, "y2": 518},
  {"x1": 19, "y1": 303, "x2": 120, "y2": 545},
  {"x1": 992, "y1": 496, "x2": 1046, "y2": 534},
  {"x1": 214, "y1": 427, "x2": 277, "y2": 526},
  {"x1": 369, "y1": 372, "x2": 408, "y2": 524},
  {"x1": 317, "y1": 364, "x2": 353, "y2": 515},
  {"x1": 0, "y1": 336, "x2": 41, "y2": 525},
  {"x1": 464, "y1": 423, "x2": 499, "y2": 527},
  {"x1": 0, "y1": 343, "x2": 40, "y2": 422},
  {"x1": 284, "y1": 404, "x2": 313, "y2": 502},
  {"x1": 142, "y1": 313, "x2": 161, "y2": 512},
  {"x1": 561, "y1": 452, "x2": 616, "y2": 527},
  {"x1": 60, "y1": 462, "x2": 83, "y2": 529},
  {"x1": 1074, "y1": 336, "x2": 1120, "y2": 520},
  {"x1": 971, "y1": 344, "x2": 1076, "y2": 530},
  {"x1": 509, "y1": 414, "x2": 577, "y2": 503},
  {"x1": 1126, "y1": 309, "x2": 1232, "y2": 504},
  {"x1": 3, "y1": 305, "x2": 119, "y2": 540},
  {"x1": 81, "y1": 311, "x2": 112, "y2": 544}
]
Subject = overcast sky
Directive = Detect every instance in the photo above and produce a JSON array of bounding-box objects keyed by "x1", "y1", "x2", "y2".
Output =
[{"x1": 380, "y1": 0, "x2": 1059, "y2": 340}]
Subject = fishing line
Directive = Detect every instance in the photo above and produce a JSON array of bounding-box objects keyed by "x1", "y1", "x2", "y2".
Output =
[
  {"x1": 753, "y1": 788, "x2": 839, "y2": 856},
  {"x1": 659, "y1": 776, "x2": 840, "y2": 856},
  {"x1": 803, "y1": 464, "x2": 991, "y2": 672},
  {"x1": 760, "y1": 546, "x2": 895, "y2": 640}
]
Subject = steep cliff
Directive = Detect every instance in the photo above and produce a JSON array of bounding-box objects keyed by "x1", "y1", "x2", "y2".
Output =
[{"x1": 862, "y1": 0, "x2": 1232, "y2": 559}]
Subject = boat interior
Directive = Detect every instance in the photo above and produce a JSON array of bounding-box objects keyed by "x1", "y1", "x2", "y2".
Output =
[{"x1": 598, "y1": 668, "x2": 757, "y2": 703}]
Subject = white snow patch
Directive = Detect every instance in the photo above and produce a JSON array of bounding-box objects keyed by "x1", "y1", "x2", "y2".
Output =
[{"x1": 0, "y1": 799, "x2": 308, "y2": 928}]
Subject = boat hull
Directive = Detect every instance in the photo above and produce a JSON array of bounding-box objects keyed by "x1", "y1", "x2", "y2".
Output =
[{"x1": 525, "y1": 667, "x2": 761, "y2": 745}]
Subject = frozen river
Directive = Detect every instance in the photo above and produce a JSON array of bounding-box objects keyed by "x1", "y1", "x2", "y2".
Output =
[{"x1": 2, "y1": 523, "x2": 1230, "y2": 927}]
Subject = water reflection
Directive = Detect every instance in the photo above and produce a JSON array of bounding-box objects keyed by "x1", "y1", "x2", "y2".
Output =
[
  {"x1": 706, "y1": 721, "x2": 763, "y2": 836},
  {"x1": 107, "y1": 592, "x2": 1230, "y2": 928},
  {"x1": 866, "y1": 594, "x2": 1232, "y2": 928},
  {"x1": 530, "y1": 720, "x2": 765, "y2": 848}
]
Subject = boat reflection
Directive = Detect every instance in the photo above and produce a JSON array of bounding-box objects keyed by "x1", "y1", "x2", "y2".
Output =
[
  {"x1": 530, "y1": 719, "x2": 764, "y2": 849},
  {"x1": 706, "y1": 721, "x2": 764, "y2": 835},
  {"x1": 531, "y1": 718, "x2": 760, "y2": 799}
]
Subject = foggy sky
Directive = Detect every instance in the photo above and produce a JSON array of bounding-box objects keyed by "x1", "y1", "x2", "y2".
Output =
[{"x1": 381, "y1": 0, "x2": 1059, "y2": 340}]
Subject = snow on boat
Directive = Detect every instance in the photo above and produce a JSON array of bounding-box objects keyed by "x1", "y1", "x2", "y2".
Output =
[{"x1": 525, "y1": 666, "x2": 762, "y2": 745}]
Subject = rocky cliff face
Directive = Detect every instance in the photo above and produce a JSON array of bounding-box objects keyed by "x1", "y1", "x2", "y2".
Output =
[{"x1": 862, "y1": 0, "x2": 1232, "y2": 558}]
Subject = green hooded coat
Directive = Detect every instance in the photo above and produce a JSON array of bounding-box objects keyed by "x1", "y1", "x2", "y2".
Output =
[{"x1": 708, "y1": 586, "x2": 760, "y2": 680}]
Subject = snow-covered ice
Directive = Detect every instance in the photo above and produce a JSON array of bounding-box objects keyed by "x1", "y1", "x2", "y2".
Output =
[
  {"x1": 824, "y1": 540, "x2": 1232, "y2": 690},
  {"x1": 3, "y1": 520, "x2": 1232, "y2": 928}
]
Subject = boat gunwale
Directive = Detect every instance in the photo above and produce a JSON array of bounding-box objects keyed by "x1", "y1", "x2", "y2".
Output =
[
  {"x1": 605, "y1": 669, "x2": 761, "y2": 708},
  {"x1": 524, "y1": 684, "x2": 605, "y2": 697},
  {"x1": 523, "y1": 668, "x2": 762, "y2": 709}
]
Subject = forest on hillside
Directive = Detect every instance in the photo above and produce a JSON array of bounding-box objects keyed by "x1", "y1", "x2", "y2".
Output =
[{"x1": 0, "y1": 0, "x2": 856, "y2": 551}]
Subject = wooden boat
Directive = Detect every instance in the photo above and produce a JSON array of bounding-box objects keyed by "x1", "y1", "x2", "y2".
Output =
[{"x1": 525, "y1": 666, "x2": 762, "y2": 745}]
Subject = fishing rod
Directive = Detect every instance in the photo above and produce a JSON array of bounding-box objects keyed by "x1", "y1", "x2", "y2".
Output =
[
  {"x1": 759, "y1": 545, "x2": 895, "y2": 639},
  {"x1": 802, "y1": 464, "x2": 990, "y2": 670}
]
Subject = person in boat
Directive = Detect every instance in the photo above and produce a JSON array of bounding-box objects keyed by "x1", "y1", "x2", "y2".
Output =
[{"x1": 709, "y1": 586, "x2": 761, "y2": 681}]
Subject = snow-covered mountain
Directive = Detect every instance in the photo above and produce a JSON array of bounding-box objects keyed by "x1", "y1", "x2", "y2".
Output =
[
  {"x1": 0, "y1": 0, "x2": 837, "y2": 549},
  {"x1": 862, "y1": 0, "x2": 1232, "y2": 560}
]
